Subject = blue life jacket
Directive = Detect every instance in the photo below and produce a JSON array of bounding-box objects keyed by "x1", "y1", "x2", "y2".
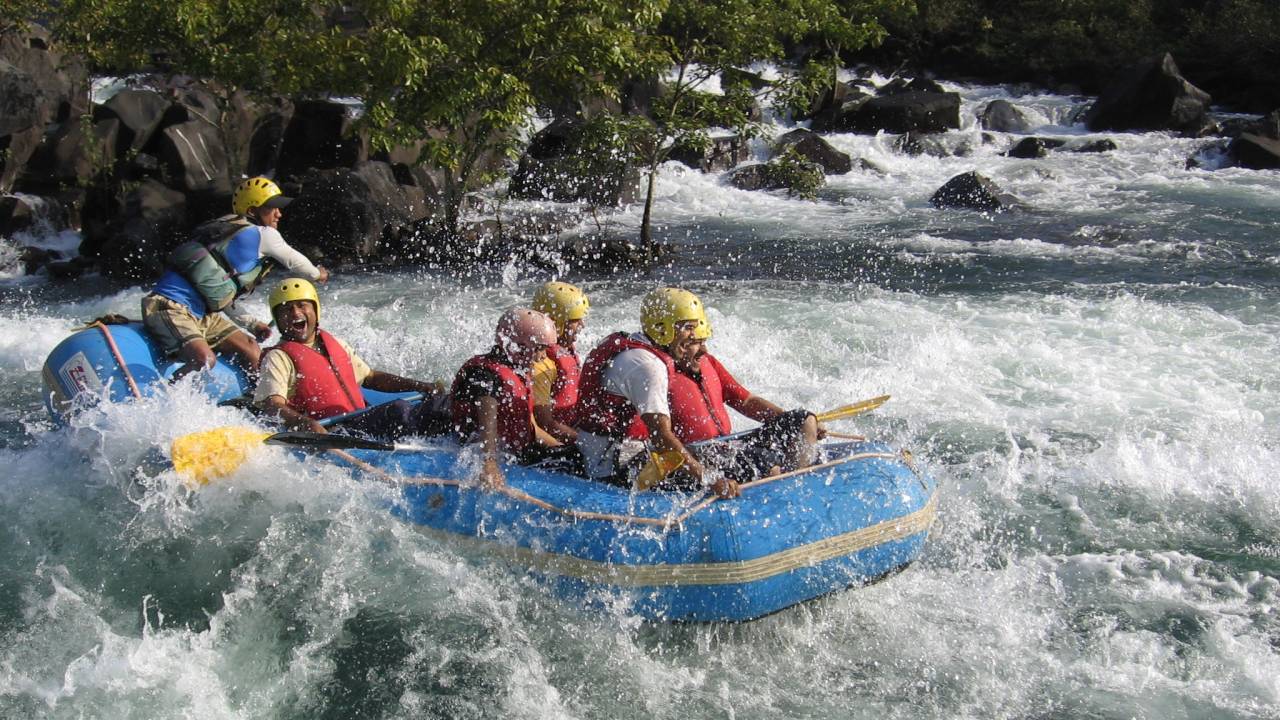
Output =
[{"x1": 152, "y1": 221, "x2": 270, "y2": 318}]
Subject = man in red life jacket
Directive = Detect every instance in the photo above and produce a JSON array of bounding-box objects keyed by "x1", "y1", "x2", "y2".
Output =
[
  {"x1": 451, "y1": 307, "x2": 564, "y2": 489},
  {"x1": 253, "y1": 278, "x2": 448, "y2": 439},
  {"x1": 575, "y1": 287, "x2": 822, "y2": 498},
  {"x1": 529, "y1": 281, "x2": 589, "y2": 444}
]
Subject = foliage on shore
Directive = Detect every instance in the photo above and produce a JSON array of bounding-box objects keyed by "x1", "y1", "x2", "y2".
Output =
[
  {"x1": 4, "y1": 0, "x2": 1276, "y2": 267},
  {"x1": 870, "y1": 0, "x2": 1280, "y2": 110}
]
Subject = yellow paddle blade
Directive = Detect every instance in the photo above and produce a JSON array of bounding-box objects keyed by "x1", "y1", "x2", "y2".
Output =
[
  {"x1": 171, "y1": 426, "x2": 272, "y2": 486},
  {"x1": 634, "y1": 450, "x2": 685, "y2": 491},
  {"x1": 815, "y1": 395, "x2": 891, "y2": 423}
]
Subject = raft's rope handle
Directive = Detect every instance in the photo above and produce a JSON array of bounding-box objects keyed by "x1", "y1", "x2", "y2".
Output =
[
  {"x1": 669, "y1": 451, "x2": 900, "y2": 525},
  {"x1": 92, "y1": 321, "x2": 143, "y2": 399},
  {"x1": 330, "y1": 449, "x2": 910, "y2": 531},
  {"x1": 326, "y1": 448, "x2": 679, "y2": 528}
]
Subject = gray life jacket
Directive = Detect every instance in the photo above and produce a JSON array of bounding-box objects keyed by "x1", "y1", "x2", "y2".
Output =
[{"x1": 165, "y1": 215, "x2": 273, "y2": 313}]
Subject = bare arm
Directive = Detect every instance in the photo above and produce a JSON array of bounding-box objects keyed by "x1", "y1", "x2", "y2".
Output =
[
  {"x1": 731, "y1": 394, "x2": 785, "y2": 423},
  {"x1": 362, "y1": 370, "x2": 444, "y2": 397},
  {"x1": 731, "y1": 395, "x2": 826, "y2": 439},
  {"x1": 641, "y1": 413, "x2": 738, "y2": 498},
  {"x1": 261, "y1": 394, "x2": 326, "y2": 433},
  {"x1": 475, "y1": 395, "x2": 505, "y2": 489},
  {"x1": 534, "y1": 403, "x2": 578, "y2": 443}
]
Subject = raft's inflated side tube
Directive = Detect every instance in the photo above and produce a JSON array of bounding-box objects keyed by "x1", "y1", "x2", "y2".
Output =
[
  {"x1": 379, "y1": 441, "x2": 938, "y2": 622},
  {"x1": 41, "y1": 322, "x2": 250, "y2": 423}
]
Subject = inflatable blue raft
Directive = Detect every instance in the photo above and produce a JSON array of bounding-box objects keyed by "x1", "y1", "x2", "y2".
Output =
[
  {"x1": 41, "y1": 321, "x2": 250, "y2": 421},
  {"x1": 43, "y1": 322, "x2": 939, "y2": 622},
  {"x1": 338, "y1": 442, "x2": 937, "y2": 622}
]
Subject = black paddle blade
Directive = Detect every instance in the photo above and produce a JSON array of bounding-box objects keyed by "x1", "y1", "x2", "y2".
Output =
[{"x1": 264, "y1": 431, "x2": 395, "y2": 452}]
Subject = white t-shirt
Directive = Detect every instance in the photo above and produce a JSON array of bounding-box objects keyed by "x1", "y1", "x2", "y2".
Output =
[
  {"x1": 225, "y1": 225, "x2": 323, "y2": 329},
  {"x1": 576, "y1": 333, "x2": 668, "y2": 479}
]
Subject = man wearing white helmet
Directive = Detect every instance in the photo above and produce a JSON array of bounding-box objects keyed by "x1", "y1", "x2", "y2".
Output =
[
  {"x1": 254, "y1": 278, "x2": 447, "y2": 439},
  {"x1": 142, "y1": 176, "x2": 330, "y2": 382},
  {"x1": 450, "y1": 307, "x2": 562, "y2": 488},
  {"x1": 575, "y1": 287, "x2": 822, "y2": 498}
]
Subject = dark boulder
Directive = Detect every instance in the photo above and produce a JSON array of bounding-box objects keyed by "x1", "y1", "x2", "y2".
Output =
[
  {"x1": 807, "y1": 83, "x2": 870, "y2": 131},
  {"x1": 18, "y1": 119, "x2": 120, "y2": 194},
  {"x1": 837, "y1": 91, "x2": 962, "y2": 135},
  {"x1": 0, "y1": 58, "x2": 48, "y2": 193},
  {"x1": 773, "y1": 129, "x2": 851, "y2": 174},
  {"x1": 670, "y1": 135, "x2": 751, "y2": 173},
  {"x1": 161, "y1": 82, "x2": 223, "y2": 127},
  {"x1": 620, "y1": 76, "x2": 667, "y2": 119},
  {"x1": 1005, "y1": 137, "x2": 1066, "y2": 159},
  {"x1": 1228, "y1": 134, "x2": 1280, "y2": 170},
  {"x1": 0, "y1": 193, "x2": 35, "y2": 237},
  {"x1": 157, "y1": 119, "x2": 232, "y2": 195},
  {"x1": 94, "y1": 179, "x2": 188, "y2": 280},
  {"x1": 1071, "y1": 139, "x2": 1118, "y2": 153},
  {"x1": 509, "y1": 118, "x2": 642, "y2": 205},
  {"x1": 398, "y1": 208, "x2": 618, "y2": 268},
  {"x1": 1256, "y1": 110, "x2": 1280, "y2": 140},
  {"x1": 224, "y1": 90, "x2": 294, "y2": 178},
  {"x1": 371, "y1": 140, "x2": 446, "y2": 217},
  {"x1": 931, "y1": 171, "x2": 1020, "y2": 212},
  {"x1": 1220, "y1": 110, "x2": 1280, "y2": 141},
  {"x1": 726, "y1": 164, "x2": 775, "y2": 192},
  {"x1": 809, "y1": 92, "x2": 872, "y2": 133},
  {"x1": 0, "y1": 22, "x2": 87, "y2": 125},
  {"x1": 726, "y1": 156, "x2": 824, "y2": 195},
  {"x1": 879, "y1": 76, "x2": 947, "y2": 95},
  {"x1": 1, "y1": 125, "x2": 44, "y2": 194},
  {"x1": 894, "y1": 131, "x2": 973, "y2": 157},
  {"x1": 279, "y1": 161, "x2": 426, "y2": 262},
  {"x1": 1083, "y1": 53, "x2": 1212, "y2": 134},
  {"x1": 979, "y1": 99, "x2": 1032, "y2": 133},
  {"x1": 277, "y1": 99, "x2": 367, "y2": 177},
  {"x1": 0, "y1": 59, "x2": 44, "y2": 137},
  {"x1": 94, "y1": 88, "x2": 170, "y2": 156}
]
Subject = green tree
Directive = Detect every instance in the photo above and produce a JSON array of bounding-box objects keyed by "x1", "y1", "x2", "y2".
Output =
[
  {"x1": 801, "y1": 0, "x2": 913, "y2": 97},
  {"x1": 2, "y1": 1, "x2": 45, "y2": 34},
  {"x1": 49, "y1": 0, "x2": 342, "y2": 94},
  {"x1": 625, "y1": 0, "x2": 796, "y2": 256},
  {"x1": 630, "y1": 0, "x2": 908, "y2": 257},
  {"x1": 43, "y1": 0, "x2": 349, "y2": 194},
  {"x1": 342, "y1": 0, "x2": 663, "y2": 235}
]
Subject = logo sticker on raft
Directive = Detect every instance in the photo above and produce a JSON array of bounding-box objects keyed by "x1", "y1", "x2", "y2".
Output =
[{"x1": 59, "y1": 352, "x2": 103, "y2": 395}]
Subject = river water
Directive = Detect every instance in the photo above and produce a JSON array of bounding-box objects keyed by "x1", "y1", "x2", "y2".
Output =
[{"x1": 1, "y1": 81, "x2": 1278, "y2": 719}]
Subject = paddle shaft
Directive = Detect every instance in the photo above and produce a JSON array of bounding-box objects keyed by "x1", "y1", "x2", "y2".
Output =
[{"x1": 690, "y1": 395, "x2": 889, "y2": 446}]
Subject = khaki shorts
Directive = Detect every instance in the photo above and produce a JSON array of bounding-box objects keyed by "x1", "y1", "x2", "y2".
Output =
[{"x1": 140, "y1": 293, "x2": 241, "y2": 356}]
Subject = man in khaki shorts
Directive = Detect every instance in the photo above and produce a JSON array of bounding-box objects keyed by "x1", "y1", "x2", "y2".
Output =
[{"x1": 141, "y1": 177, "x2": 328, "y2": 382}]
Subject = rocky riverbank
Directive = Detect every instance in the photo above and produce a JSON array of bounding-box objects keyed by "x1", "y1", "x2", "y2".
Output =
[{"x1": 3, "y1": 20, "x2": 1278, "y2": 283}]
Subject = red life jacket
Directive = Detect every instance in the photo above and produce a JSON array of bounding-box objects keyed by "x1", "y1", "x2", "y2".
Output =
[
  {"x1": 576, "y1": 332, "x2": 742, "y2": 443},
  {"x1": 274, "y1": 329, "x2": 368, "y2": 420},
  {"x1": 546, "y1": 343, "x2": 581, "y2": 425},
  {"x1": 668, "y1": 354, "x2": 736, "y2": 442},
  {"x1": 449, "y1": 354, "x2": 535, "y2": 453}
]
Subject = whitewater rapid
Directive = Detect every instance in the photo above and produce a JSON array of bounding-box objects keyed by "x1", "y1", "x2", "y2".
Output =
[{"x1": 1, "y1": 81, "x2": 1278, "y2": 719}]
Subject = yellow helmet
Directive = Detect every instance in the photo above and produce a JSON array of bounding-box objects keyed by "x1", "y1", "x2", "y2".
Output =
[
  {"x1": 532, "y1": 281, "x2": 589, "y2": 333},
  {"x1": 232, "y1": 176, "x2": 292, "y2": 215},
  {"x1": 640, "y1": 287, "x2": 711, "y2": 346},
  {"x1": 268, "y1": 277, "x2": 320, "y2": 322}
]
